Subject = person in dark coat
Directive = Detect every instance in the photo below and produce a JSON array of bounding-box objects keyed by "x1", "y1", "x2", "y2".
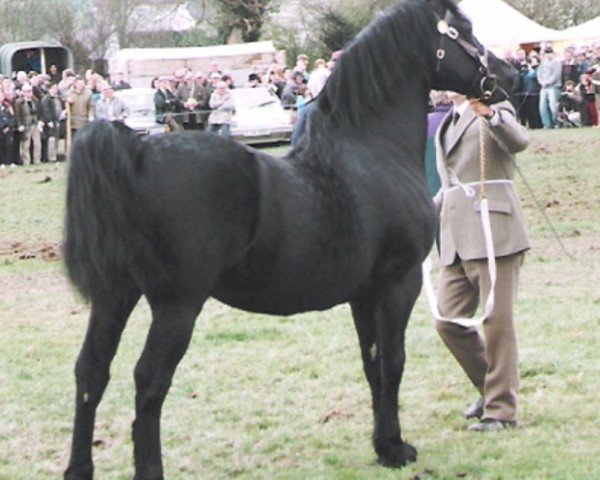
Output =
[
  {"x1": 40, "y1": 83, "x2": 65, "y2": 162},
  {"x1": 154, "y1": 77, "x2": 183, "y2": 132},
  {"x1": 0, "y1": 90, "x2": 17, "y2": 167},
  {"x1": 426, "y1": 91, "x2": 451, "y2": 196}
]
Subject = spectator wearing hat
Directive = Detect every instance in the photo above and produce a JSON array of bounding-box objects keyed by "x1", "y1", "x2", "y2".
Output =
[
  {"x1": 177, "y1": 72, "x2": 198, "y2": 130},
  {"x1": 537, "y1": 46, "x2": 562, "y2": 128},
  {"x1": 154, "y1": 76, "x2": 183, "y2": 132},
  {"x1": 13, "y1": 83, "x2": 43, "y2": 165},
  {"x1": 95, "y1": 83, "x2": 129, "y2": 122},
  {"x1": 178, "y1": 71, "x2": 211, "y2": 131},
  {"x1": 208, "y1": 81, "x2": 234, "y2": 139}
]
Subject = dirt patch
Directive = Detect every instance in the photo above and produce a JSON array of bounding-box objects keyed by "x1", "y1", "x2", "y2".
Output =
[{"x1": 0, "y1": 241, "x2": 62, "y2": 262}]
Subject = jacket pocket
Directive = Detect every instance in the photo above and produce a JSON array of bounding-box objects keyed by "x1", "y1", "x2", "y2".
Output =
[{"x1": 473, "y1": 198, "x2": 512, "y2": 214}]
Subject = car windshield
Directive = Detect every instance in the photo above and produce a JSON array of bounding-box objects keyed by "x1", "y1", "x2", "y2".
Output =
[
  {"x1": 232, "y1": 88, "x2": 279, "y2": 110},
  {"x1": 116, "y1": 90, "x2": 155, "y2": 116}
]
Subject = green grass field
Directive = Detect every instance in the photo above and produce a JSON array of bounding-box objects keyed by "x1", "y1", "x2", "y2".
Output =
[{"x1": 0, "y1": 129, "x2": 599, "y2": 479}]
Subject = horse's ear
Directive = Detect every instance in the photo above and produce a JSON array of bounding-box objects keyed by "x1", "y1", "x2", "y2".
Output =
[
  {"x1": 425, "y1": 0, "x2": 447, "y2": 16},
  {"x1": 426, "y1": 0, "x2": 459, "y2": 12}
]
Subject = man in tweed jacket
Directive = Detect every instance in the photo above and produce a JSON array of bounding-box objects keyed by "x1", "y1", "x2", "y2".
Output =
[{"x1": 433, "y1": 93, "x2": 530, "y2": 432}]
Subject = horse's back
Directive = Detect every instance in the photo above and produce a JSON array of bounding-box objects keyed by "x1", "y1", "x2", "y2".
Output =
[{"x1": 129, "y1": 133, "x2": 263, "y2": 298}]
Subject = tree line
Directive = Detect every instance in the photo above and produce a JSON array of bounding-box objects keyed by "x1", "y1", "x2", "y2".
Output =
[{"x1": 0, "y1": 0, "x2": 597, "y2": 72}]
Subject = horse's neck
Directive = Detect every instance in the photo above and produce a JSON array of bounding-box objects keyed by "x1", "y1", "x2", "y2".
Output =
[{"x1": 352, "y1": 94, "x2": 430, "y2": 166}]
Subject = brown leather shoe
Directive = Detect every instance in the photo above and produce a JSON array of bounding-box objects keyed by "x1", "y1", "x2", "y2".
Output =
[
  {"x1": 464, "y1": 397, "x2": 484, "y2": 419},
  {"x1": 467, "y1": 418, "x2": 517, "y2": 432}
]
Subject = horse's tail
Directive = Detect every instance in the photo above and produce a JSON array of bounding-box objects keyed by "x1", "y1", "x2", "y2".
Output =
[{"x1": 64, "y1": 120, "x2": 144, "y2": 301}]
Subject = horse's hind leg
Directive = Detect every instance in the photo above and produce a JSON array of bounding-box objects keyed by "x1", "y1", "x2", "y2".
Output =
[
  {"x1": 131, "y1": 299, "x2": 205, "y2": 480},
  {"x1": 350, "y1": 265, "x2": 422, "y2": 468},
  {"x1": 65, "y1": 279, "x2": 141, "y2": 480}
]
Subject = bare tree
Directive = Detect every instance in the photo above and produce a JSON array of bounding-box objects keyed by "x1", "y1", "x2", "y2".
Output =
[
  {"x1": 504, "y1": 0, "x2": 600, "y2": 28},
  {"x1": 216, "y1": 0, "x2": 279, "y2": 44}
]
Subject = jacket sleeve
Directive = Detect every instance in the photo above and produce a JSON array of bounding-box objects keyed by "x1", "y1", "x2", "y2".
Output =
[{"x1": 488, "y1": 101, "x2": 530, "y2": 154}]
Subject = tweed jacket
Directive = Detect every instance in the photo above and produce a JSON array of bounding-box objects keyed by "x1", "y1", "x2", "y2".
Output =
[
  {"x1": 94, "y1": 97, "x2": 129, "y2": 121},
  {"x1": 14, "y1": 97, "x2": 43, "y2": 128},
  {"x1": 68, "y1": 88, "x2": 94, "y2": 130},
  {"x1": 177, "y1": 82, "x2": 210, "y2": 123},
  {"x1": 434, "y1": 100, "x2": 531, "y2": 266}
]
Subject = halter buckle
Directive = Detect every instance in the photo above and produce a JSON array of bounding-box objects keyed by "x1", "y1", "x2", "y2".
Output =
[{"x1": 437, "y1": 20, "x2": 449, "y2": 34}]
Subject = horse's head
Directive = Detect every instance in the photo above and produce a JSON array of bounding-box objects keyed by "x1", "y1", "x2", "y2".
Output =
[{"x1": 426, "y1": 0, "x2": 516, "y2": 104}]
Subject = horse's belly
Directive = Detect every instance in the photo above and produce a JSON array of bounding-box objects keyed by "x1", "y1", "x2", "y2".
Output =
[{"x1": 211, "y1": 263, "x2": 360, "y2": 316}]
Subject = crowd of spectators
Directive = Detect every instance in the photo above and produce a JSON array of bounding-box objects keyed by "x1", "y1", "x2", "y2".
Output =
[
  {"x1": 1, "y1": 65, "x2": 122, "y2": 168},
  {"x1": 0, "y1": 51, "x2": 341, "y2": 167},
  {"x1": 149, "y1": 52, "x2": 340, "y2": 137},
  {"x1": 2, "y1": 42, "x2": 596, "y2": 168},
  {"x1": 505, "y1": 42, "x2": 600, "y2": 129}
]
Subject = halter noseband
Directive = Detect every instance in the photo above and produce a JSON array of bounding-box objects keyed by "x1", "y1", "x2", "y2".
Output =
[{"x1": 435, "y1": 10, "x2": 497, "y2": 101}]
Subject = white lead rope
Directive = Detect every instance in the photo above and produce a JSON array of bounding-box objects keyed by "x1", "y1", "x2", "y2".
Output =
[{"x1": 422, "y1": 193, "x2": 497, "y2": 328}]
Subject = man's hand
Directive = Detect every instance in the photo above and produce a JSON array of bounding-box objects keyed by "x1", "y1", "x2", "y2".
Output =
[{"x1": 469, "y1": 99, "x2": 494, "y2": 119}]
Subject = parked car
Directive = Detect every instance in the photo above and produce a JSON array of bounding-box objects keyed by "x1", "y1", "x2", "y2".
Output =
[
  {"x1": 229, "y1": 87, "x2": 293, "y2": 144},
  {"x1": 115, "y1": 86, "x2": 293, "y2": 144},
  {"x1": 114, "y1": 88, "x2": 166, "y2": 136}
]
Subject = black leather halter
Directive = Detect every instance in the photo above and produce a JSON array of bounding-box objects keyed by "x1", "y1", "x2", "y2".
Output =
[{"x1": 434, "y1": 9, "x2": 498, "y2": 101}]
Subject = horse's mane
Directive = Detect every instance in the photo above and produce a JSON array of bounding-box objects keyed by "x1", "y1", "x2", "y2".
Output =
[
  {"x1": 290, "y1": 0, "x2": 470, "y2": 164},
  {"x1": 316, "y1": 0, "x2": 442, "y2": 130}
]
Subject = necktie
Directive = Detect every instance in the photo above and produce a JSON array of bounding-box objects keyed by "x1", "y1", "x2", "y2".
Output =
[{"x1": 453, "y1": 111, "x2": 460, "y2": 125}]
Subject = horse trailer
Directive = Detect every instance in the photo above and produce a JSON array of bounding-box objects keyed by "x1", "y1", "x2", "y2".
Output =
[{"x1": 0, "y1": 41, "x2": 73, "y2": 77}]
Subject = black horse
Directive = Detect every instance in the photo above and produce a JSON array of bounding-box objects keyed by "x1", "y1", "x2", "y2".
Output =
[{"x1": 64, "y1": 1, "x2": 516, "y2": 478}]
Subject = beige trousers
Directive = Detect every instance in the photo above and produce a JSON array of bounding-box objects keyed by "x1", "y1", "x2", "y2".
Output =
[
  {"x1": 46, "y1": 133, "x2": 59, "y2": 162},
  {"x1": 20, "y1": 125, "x2": 41, "y2": 165},
  {"x1": 435, "y1": 253, "x2": 524, "y2": 422}
]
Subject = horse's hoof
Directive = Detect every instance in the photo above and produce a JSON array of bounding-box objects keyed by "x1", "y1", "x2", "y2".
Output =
[
  {"x1": 64, "y1": 464, "x2": 93, "y2": 480},
  {"x1": 376, "y1": 441, "x2": 418, "y2": 468}
]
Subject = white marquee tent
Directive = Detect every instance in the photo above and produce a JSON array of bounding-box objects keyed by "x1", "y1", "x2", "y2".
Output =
[
  {"x1": 556, "y1": 16, "x2": 600, "y2": 43},
  {"x1": 459, "y1": 0, "x2": 562, "y2": 49}
]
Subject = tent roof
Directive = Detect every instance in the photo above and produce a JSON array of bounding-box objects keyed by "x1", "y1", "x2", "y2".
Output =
[
  {"x1": 110, "y1": 41, "x2": 276, "y2": 63},
  {"x1": 459, "y1": 0, "x2": 561, "y2": 46},
  {"x1": 556, "y1": 16, "x2": 600, "y2": 42}
]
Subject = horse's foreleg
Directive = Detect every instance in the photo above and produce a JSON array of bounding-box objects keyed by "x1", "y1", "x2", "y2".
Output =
[
  {"x1": 132, "y1": 300, "x2": 204, "y2": 480},
  {"x1": 351, "y1": 265, "x2": 422, "y2": 468},
  {"x1": 65, "y1": 282, "x2": 141, "y2": 480}
]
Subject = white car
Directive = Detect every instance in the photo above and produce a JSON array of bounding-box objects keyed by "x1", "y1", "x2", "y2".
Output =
[
  {"x1": 229, "y1": 87, "x2": 293, "y2": 144},
  {"x1": 114, "y1": 88, "x2": 166, "y2": 136}
]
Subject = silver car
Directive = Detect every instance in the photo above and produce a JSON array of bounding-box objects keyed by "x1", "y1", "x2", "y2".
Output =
[
  {"x1": 229, "y1": 87, "x2": 293, "y2": 144},
  {"x1": 114, "y1": 88, "x2": 166, "y2": 136}
]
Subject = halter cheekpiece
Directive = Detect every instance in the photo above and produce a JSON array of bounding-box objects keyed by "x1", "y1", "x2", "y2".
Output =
[{"x1": 434, "y1": 9, "x2": 497, "y2": 101}]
